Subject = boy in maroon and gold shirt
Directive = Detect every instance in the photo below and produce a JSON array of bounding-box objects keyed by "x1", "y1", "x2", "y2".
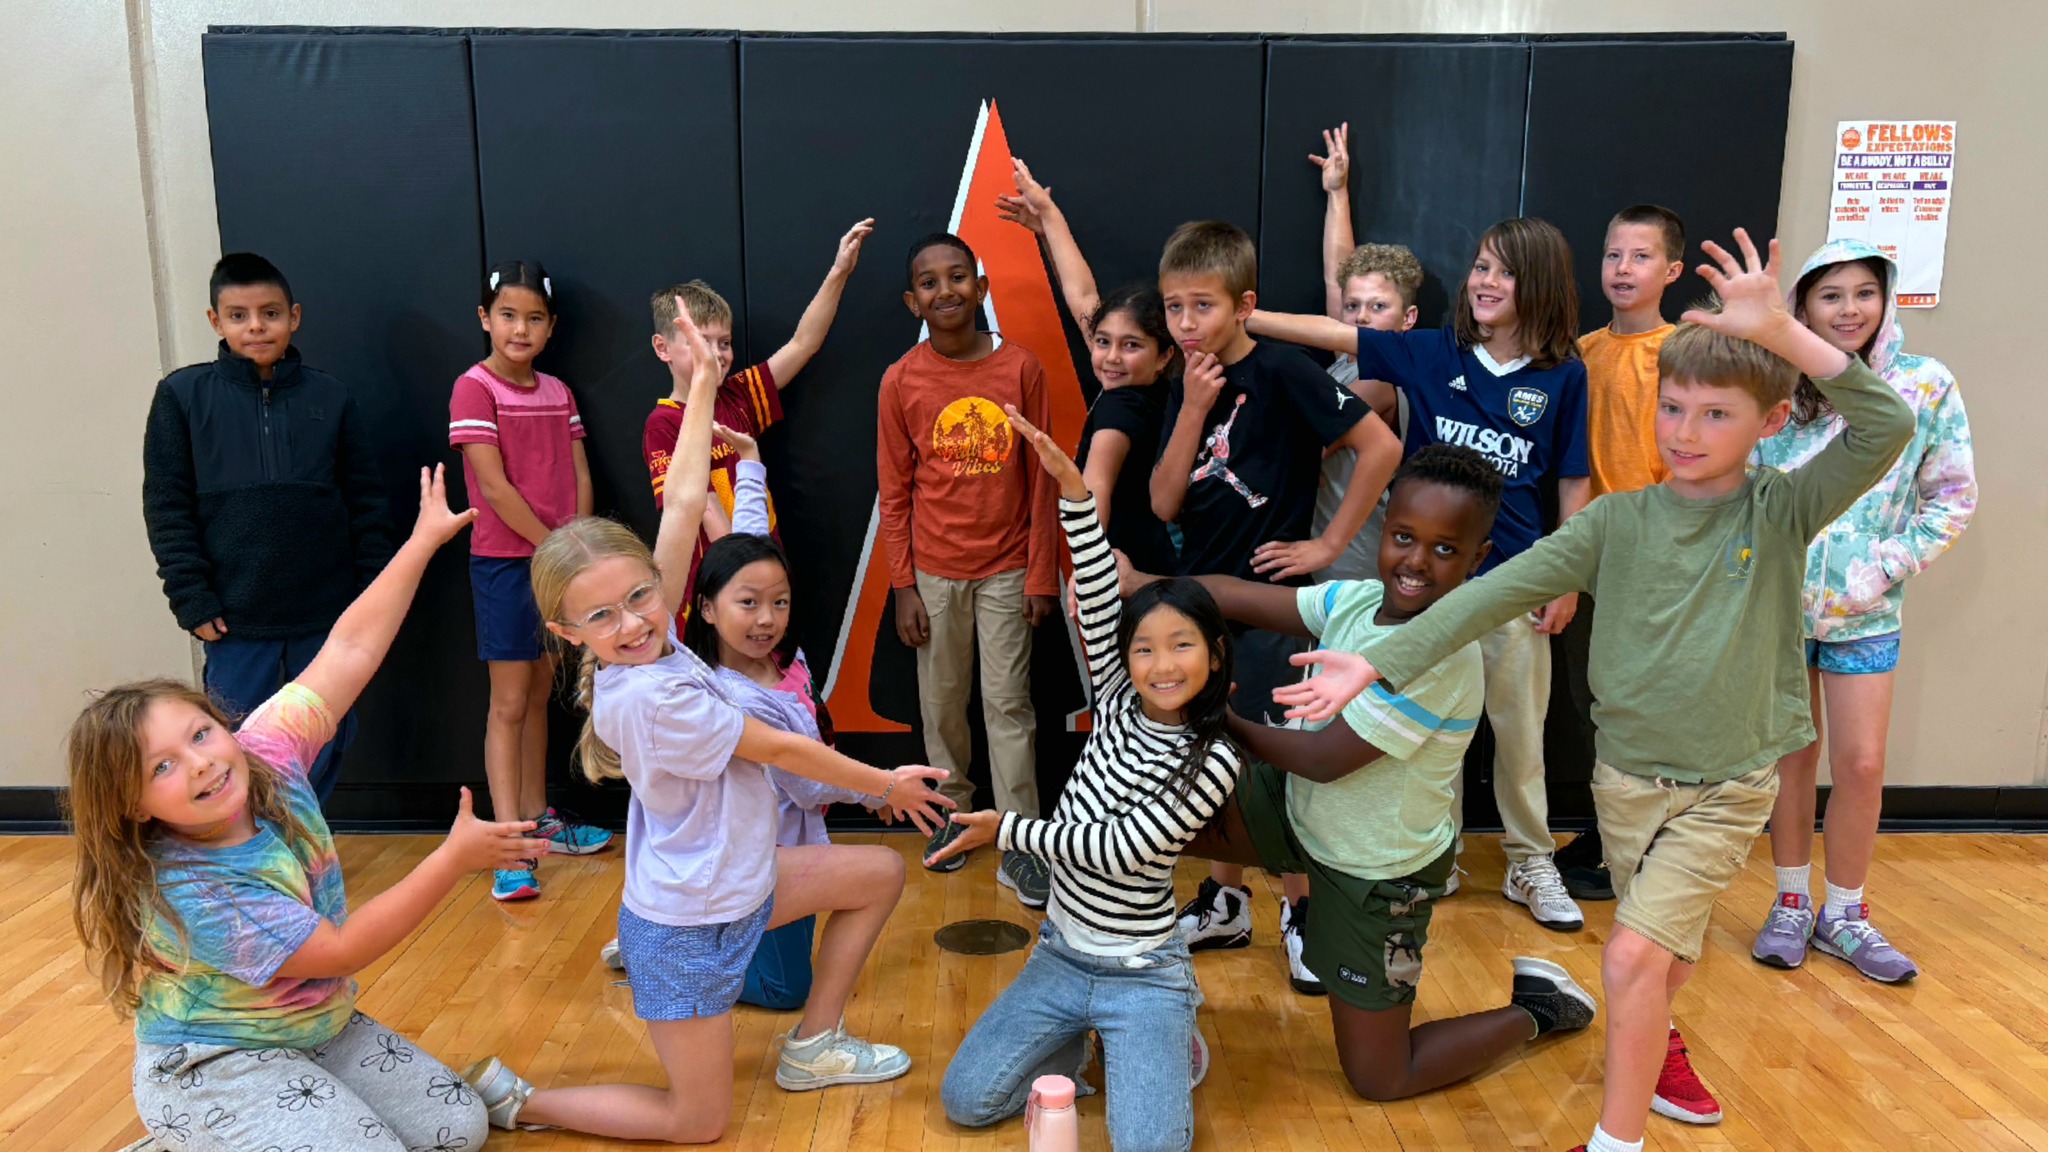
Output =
[{"x1": 879, "y1": 233, "x2": 1059, "y2": 907}]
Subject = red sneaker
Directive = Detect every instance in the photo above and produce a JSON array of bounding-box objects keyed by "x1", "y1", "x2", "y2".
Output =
[{"x1": 1651, "y1": 1027, "x2": 1723, "y2": 1124}]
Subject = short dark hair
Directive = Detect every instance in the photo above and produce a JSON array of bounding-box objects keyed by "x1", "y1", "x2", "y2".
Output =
[
  {"x1": 1390, "y1": 444, "x2": 1504, "y2": 537},
  {"x1": 1159, "y1": 220, "x2": 1257, "y2": 299},
  {"x1": 209, "y1": 253, "x2": 292, "y2": 309},
  {"x1": 906, "y1": 233, "x2": 978, "y2": 284},
  {"x1": 1609, "y1": 204, "x2": 1687, "y2": 263}
]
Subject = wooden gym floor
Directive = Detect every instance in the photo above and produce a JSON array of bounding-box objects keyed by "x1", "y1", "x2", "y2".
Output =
[{"x1": 3, "y1": 832, "x2": 2046, "y2": 1151}]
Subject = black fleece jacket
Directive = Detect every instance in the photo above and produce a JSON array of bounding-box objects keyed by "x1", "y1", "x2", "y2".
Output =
[{"x1": 142, "y1": 342, "x2": 396, "y2": 639}]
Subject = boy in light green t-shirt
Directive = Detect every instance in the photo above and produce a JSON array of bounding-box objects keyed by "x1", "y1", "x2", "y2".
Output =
[
  {"x1": 1277, "y1": 232, "x2": 1917, "y2": 1152},
  {"x1": 1122, "y1": 444, "x2": 1599, "y2": 1103}
]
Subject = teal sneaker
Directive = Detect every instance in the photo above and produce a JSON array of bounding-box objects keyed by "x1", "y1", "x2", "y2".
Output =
[
  {"x1": 535, "y1": 807, "x2": 613, "y2": 855},
  {"x1": 492, "y1": 863, "x2": 540, "y2": 902}
]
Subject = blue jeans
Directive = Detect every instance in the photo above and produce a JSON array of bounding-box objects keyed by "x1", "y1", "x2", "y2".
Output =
[
  {"x1": 739, "y1": 915, "x2": 816, "y2": 1011},
  {"x1": 203, "y1": 632, "x2": 356, "y2": 804},
  {"x1": 942, "y1": 920, "x2": 1198, "y2": 1152}
]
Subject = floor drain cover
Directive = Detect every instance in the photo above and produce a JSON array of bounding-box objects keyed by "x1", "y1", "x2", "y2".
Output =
[{"x1": 934, "y1": 919, "x2": 1032, "y2": 955}]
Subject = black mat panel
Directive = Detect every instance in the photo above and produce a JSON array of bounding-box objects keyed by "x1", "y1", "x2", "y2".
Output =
[{"x1": 204, "y1": 31, "x2": 487, "y2": 799}]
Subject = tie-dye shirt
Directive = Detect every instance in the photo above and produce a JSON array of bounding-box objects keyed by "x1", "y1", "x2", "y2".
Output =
[{"x1": 135, "y1": 683, "x2": 354, "y2": 1048}]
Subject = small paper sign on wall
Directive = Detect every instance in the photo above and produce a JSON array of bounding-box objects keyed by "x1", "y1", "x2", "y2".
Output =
[{"x1": 1827, "y1": 120, "x2": 1957, "y2": 308}]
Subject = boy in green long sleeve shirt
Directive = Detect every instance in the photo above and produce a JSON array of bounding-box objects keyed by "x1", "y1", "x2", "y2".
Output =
[{"x1": 1274, "y1": 231, "x2": 1915, "y2": 1152}]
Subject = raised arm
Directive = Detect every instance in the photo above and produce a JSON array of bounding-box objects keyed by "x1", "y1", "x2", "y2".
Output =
[
  {"x1": 1314, "y1": 123, "x2": 1357, "y2": 321},
  {"x1": 714, "y1": 423, "x2": 772, "y2": 537},
  {"x1": 295, "y1": 465, "x2": 478, "y2": 721},
  {"x1": 1010, "y1": 406, "x2": 1122, "y2": 697},
  {"x1": 766, "y1": 218, "x2": 874, "y2": 388},
  {"x1": 998, "y1": 158, "x2": 1101, "y2": 332},
  {"x1": 655, "y1": 308, "x2": 725, "y2": 615}
]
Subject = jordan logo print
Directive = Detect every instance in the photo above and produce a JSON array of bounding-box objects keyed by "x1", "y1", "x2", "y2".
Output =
[{"x1": 1189, "y1": 395, "x2": 1268, "y2": 509}]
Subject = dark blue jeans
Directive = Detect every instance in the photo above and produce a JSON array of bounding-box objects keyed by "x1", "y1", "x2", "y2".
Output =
[
  {"x1": 739, "y1": 915, "x2": 817, "y2": 1011},
  {"x1": 203, "y1": 632, "x2": 356, "y2": 804}
]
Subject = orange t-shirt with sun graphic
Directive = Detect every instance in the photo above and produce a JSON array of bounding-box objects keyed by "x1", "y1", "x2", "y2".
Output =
[{"x1": 876, "y1": 339, "x2": 1059, "y2": 596}]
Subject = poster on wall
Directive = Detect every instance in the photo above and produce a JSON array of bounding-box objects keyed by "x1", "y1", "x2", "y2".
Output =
[{"x1": 1827, "y1": 119, "x2": 1956, "y2": 308}]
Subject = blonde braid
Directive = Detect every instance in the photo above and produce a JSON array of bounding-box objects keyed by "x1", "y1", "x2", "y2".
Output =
[{"x1": 575, "y1": 645, "x2": 622, "y2": 783}]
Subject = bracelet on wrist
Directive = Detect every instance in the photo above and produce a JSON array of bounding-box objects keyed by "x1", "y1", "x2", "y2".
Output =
[{"x1": 877, "y1": 775, "x2": 897, "y2": 805}]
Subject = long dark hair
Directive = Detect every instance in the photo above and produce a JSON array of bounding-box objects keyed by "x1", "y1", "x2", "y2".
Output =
[
  {"x1": 1452, "y1": 217, "x2": 1579, "y2": 370},
  {"x1": 1789, "y1": 256, "x2": 1889, "y2": 424},
  {"x1": 683, "y1": 533, "x2": 796, "y2": 669},
  {"x1": 1118, "y1": 577, "x2": 1237, "y2": 800},
  {"x1": 1090, "y1": 283, "x2": 1178, "y2": 376}
]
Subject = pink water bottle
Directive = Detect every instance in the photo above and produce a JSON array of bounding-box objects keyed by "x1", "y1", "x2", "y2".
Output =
[{"x1": 1026, "y1": 1074, "x2": 1080, "y2": 1151}]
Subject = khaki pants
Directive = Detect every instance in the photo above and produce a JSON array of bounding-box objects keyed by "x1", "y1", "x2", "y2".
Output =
[
  {"x1": 1451, "y1": 614, "x2": 1554, "y2": 863},
  {"x1": 915, "y1": 568, "x2": 1040, "y2": 818}
]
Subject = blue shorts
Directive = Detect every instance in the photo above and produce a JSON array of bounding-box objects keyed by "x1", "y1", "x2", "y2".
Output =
[
  {"x1": 470, "y1": 555, "x2": 544, "y2": 662},
  {"x1": 617, "y1": 897, "x2": 775, "y2": 1021},
  {"x1": 1805, "y1": 631, "x2": 1900, "y2": 676}
]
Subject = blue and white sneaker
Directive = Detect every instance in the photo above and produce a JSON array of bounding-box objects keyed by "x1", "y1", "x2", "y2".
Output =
[
  {"x1": 492, "y1": 863, "x2": 540, "y2": 902},
  {"x1": 536, "y1": 807, "x2": 613, "y2": 855},
  {"x1": 775, "y1": 1018, "x2": 911, "y2": 1090}
]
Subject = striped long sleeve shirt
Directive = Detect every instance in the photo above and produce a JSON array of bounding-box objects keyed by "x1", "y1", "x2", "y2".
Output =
[{"x1": 998, "y1": 495, "x2": 1243, "y2": 955}]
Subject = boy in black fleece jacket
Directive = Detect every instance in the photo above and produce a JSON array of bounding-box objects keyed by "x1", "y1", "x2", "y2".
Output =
[{"x1": 142, "y1": 253, "x2": 395, "y2": 803}]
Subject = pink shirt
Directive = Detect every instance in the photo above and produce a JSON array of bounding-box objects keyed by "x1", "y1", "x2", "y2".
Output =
[{"x1": 448, "y1": 363, "x2": 586, "y2": 557}]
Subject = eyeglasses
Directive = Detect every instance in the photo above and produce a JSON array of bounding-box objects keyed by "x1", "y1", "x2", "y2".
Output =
[{"x1": 561, "y1": 582, "x2": 663, "y2": 637}]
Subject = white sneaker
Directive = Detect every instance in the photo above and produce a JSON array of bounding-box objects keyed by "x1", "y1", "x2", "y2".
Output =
[
  {"x1": 1175, "y1": 878, "x2": 1252, "y2": 950},
  {"x1": 1503, "y1": 856, "x2": 1584, "y2": 931},
  {"x1": 775, "y1": 1019, "x2": 911, "y2": 1091},
  {"x1": 599, "y1": 937, "x2": 623, "y2": 970},
  {"x1": 1279, "y1": 897, "x2": 1326, "y2": 995},
  {"x1": 1443, "y1": 865, "x2": 1465, "y2": 896}
]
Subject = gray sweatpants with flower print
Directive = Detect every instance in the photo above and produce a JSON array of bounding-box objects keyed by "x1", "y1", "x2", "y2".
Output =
[{"x1": 132, "y1": 1011, "x2": 488, "y2": 1152}]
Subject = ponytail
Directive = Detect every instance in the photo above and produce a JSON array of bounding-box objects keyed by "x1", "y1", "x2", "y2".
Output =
[{"x1": 573, "y1": 646, "x2": 621, "y2": 784}]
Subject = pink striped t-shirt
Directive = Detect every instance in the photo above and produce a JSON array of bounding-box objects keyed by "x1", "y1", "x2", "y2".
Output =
[{"x1": 448, "y1": 363, "x2": 586, "y2": 557}]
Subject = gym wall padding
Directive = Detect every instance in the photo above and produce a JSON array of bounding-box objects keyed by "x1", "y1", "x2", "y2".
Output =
[
  {"x1": 736, "y1": 35, "x2": 1267, "y2": 805},
  {"x1": 200, "y1": 29, "x2": 1792, "y2": 829},
  {"x1": 1258, "y1": 40, "x2": 1531, "y2": 326},
  {"x1": 203, "y1": 32, "x2": 489, "y2": 823}
]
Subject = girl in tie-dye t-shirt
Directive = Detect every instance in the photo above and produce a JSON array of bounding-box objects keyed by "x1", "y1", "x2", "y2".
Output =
[{"x1": 67, "y1": 464, "x2": 550, "y2": 1152}]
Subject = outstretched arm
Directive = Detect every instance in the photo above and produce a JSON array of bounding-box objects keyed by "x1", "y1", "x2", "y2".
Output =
[
  {"x1": 766, "y1": 218, "x2": 875, "y2": 388},
  {"x1": 296, "y1": 465, "x2": 476, "y2": 720},
  {"x1": 735, "y1": 717, "x2": 951, "y2": 835},
  {"x1": 655, "y1": 308, "x2": 725, "y2": 615},
  {"x1": 1118, "y1": 556, "x2": 1311, "y2": 638},
  {"x1": 1227, "y1": 708, "x2": 1384, "y2": 784},
  {"x1": 1246, "y1": 309, "x2": 1360, "y2": 355},
  {"x1": 1315, "y1": 123, "x2": 1356, "y2": 321}
]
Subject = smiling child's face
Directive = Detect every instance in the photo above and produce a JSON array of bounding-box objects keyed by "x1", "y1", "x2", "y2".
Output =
[
  {"x1": 1376, "y1": 481, "x2": 1492, "y2": 621},
  {"x1": 135, "y1": 698, "x2": 252, "y2": 835},
  {"x1": 905, "y1": 245, "x2": 985, "y2": 333}
]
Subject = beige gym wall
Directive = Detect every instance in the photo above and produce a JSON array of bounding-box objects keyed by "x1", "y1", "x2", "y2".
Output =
[{"x1": 6, "y1": 0, "x2": 2041, "y2": 790}]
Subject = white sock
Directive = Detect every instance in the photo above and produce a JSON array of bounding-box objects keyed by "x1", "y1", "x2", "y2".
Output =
[
  {"x1": 1587, "y1": 1124, "x2": 1644, "y2": 1152},
  {"x1": 1825, "y1": 881, "x2": 1864, "y2": 918},
  {"x1": 1775, "y1": 864, "x2": 1811, "y2": 899}
]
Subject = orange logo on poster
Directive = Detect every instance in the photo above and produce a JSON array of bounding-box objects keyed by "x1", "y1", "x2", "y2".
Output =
[
  {"x1": 933, "y1": 397, "x2": 1013, "y2": 476},
  {"x1": 1840, "y1": 126, "x2": 1862, "y2": 150}
]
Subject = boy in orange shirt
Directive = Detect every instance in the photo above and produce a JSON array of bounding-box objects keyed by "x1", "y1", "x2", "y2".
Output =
[
  {"x1": 1554, "y1": 208, "x2": 1685, "y2": 902},
  {"x1": 880, "y1": 232, "x2": 1061, "y2": 908}
]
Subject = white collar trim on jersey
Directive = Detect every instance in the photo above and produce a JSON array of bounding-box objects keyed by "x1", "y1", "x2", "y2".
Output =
[{"x1": 1473, "y1": 345, "x2": 1531, "y2": 377}]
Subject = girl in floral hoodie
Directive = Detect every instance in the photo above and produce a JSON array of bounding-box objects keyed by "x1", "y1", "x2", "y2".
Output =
[{"x1": 1749, "y1": 239, "x2": 1976, "y2": 983}]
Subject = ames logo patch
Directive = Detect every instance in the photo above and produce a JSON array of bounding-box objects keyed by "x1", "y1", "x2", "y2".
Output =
[
  {"x1": 1507, "y1": 386, "x2": 1549, "y2": 427},
  {"x1": 1336, "y1": 965, "x2": 1372, "y2": 989}
]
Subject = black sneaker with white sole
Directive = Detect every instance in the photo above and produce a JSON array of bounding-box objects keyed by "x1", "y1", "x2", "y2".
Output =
[
  {"x1": 1554, "y1": 829, "x2": 1615, "y2": 901},
  {"x1": 1175, "y1": 877, "x2": 1252, "y2": 951},
  {"x1": 1509, "y1": 957, "x2": 1597, "y2": 1036},
  {"x1": 924, "y1": 819, "x2": 969, "y2": 873},
  {"x1": 999, "y1": 850, "x2": 1050, "y2": 909},
  {"x1": 1281, "y1": 897, "x2": 1326, "y2": 995}
]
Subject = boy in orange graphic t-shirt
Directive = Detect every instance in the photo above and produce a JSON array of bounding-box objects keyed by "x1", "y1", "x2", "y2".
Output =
[{"x1": 877, "y1": 232, "x2": 1059, "y2": 909}]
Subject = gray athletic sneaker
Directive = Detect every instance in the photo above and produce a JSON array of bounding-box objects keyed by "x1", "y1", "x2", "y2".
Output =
[
  {"x1": 1814, "y1": 903, "x2": 1919, "y2": 983},
  {"x1": 1509, "y1": 956, "x2": 1597, "y2": 1035},
  {"x1": 1751, "y1": 893, "x2": 1815, "y2": 969},
  {"x1": 460, "y1": 1056, "x2": 535, "y2": 1130},
  {"x1": 999, "y1": 850, "x2": 1051, "y2": 909},
  {"x1": 775, "y1": 1019, "x2": 912, "y2": 1090}
]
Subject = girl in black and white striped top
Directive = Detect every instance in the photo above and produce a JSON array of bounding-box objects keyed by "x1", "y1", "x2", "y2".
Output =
[{"x1": 933, "y1": 407, "x2": 1241, "y2": 1151}]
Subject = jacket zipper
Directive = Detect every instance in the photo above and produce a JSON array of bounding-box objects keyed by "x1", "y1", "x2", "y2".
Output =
[{"x1": 260, "y1": 387, "x2": 276, "y2": 481}]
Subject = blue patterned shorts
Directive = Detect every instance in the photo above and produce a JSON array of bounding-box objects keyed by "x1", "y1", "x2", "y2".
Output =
[
  {"x1": 617, "y1": 897, "x2": 775, "y2": 1021},
  {"x1": 1805, "y1": 631, "x2": 1900, "y2": 676}
]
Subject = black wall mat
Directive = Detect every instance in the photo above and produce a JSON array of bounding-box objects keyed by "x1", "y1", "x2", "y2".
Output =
[
  {"x1": 1259, "y1": 40, "x2": 1530, "y2": 326},
  {"x1": 1522, "y1": 38, "x2": 1795, "y2": 333},
  {"x1": 736, "y1": 36, "x2": 1266, "y2": 805},
  {"x1": 203, "y1": 32, "x2": 488, "y2": 797}
]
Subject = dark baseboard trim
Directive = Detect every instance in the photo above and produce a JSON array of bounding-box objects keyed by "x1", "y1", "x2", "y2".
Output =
[{"x1": 5, "y1": 783, "x2": 2048, "y2": 836}]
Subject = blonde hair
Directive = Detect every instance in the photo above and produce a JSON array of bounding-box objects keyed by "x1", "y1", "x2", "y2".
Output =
[
  {"x1": 650, "y1": 280, "x2": 732, "y2": 336},
  {"x1": 66, "y1": 680, "x2": 316, "y2": 1015},
  {"x1": 1658, "y1": 310, "x2": 1798, "y2": 409},
  {"x1": 1337, "y1": 243, "x2": 1424, "y2": 310},
  {"x1": 530, "y1": 516, "x2": 660, "y2": 783},
  {"x1": 1159, "y1": 220, "x2": 1257, "y2": 300}
]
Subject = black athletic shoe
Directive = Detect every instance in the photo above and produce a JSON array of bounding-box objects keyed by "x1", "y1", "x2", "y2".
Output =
[
  {"x1": 1510, "y1": 957, "x2": 1597, "y2": 1036},
  {"x1": 1175, "y1": 877, "x2": 1252, "y2": 950},
  {"x1": 924, "y1": 819, "x2": 969, "y2": 873},
  {"x1": 999, "y1": 850, "x2": 1051, "y2": 909},
  {"x1": 1555, "y1": 830, "x2": 1615, "y2": 901}
]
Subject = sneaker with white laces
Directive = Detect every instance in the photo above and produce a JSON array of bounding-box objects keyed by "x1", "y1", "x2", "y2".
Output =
[
  {"x1": 1503, "y1": 857, "x2": 1584, "y2": 931},
  {"x1": 1280, "y1": 897, "x2": 1326, "y2": 995},
  {"x1": 461, "y1": 1056, "x2": 536, "y2": 1130},
  {"x1": 1751, "y1": 892, "x2": 1815, "y2": 970},
  {"x1": 599, "y1": 937, "x2": 623, "y2": 970},
  {"x1": 1175, "y1": 878, "x2": 1252, "y2": 951},
  {"x1": 1814, "y1": 903, "x2": 1919, "y2": 983},
  {"x1": 775, "y1": 1019, "x2": 912, "y2": 1090},
  {"x1": 1443, "y1": 864, "x2": 1465, "y2": 896}
]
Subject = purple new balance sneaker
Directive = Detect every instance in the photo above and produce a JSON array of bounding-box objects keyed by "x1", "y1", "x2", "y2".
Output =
[
  {"x1": 1814, "y1": 903, "x2": 1919, "y2": 983},
  {"x1": 1751, "y1": 892, "x2": 1815, "y2": 969}
]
